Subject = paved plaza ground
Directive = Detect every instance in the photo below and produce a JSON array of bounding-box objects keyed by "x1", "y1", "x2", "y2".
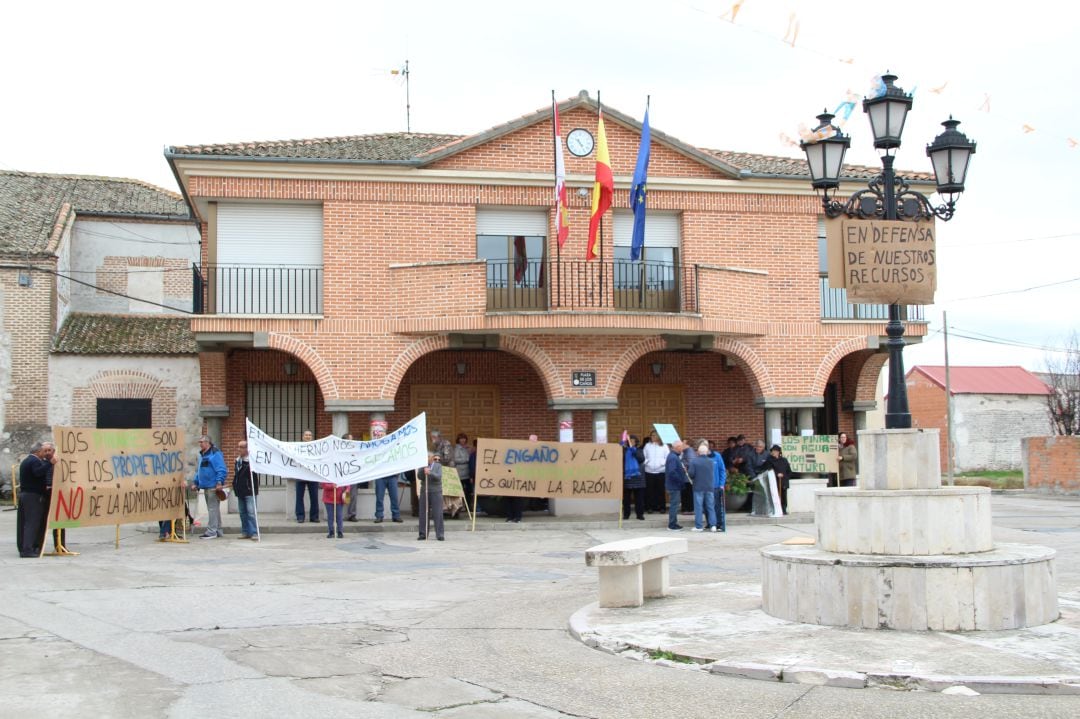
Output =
[{"x1": 2, "y1": 493, "x2": 1079, "y2": 718}]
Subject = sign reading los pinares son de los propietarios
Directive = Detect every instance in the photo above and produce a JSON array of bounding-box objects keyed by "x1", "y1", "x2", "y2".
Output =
[
  {"x1": 826, "y1": 218, "x2": 937, "y2": 305},
  {"x1": 475, "y1": 438, "x2": 621, "y2": 500},
  {"x1": 50, "y1": 427, "x2": 188, "y2": 529}
]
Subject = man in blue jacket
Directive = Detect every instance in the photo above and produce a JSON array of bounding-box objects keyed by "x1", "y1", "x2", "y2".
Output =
[
  {"x1": 190, "y1": 435, "x2": 227, "y2": 539},
  {"x1": 664, "y1": 440, "x2": 689, "y2": 531}
]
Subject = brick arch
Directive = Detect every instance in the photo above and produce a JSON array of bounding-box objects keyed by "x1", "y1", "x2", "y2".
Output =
[
  {"x1": 812, "y1": 337, "x2": 875, "y2": 398},
  {"x1": 381, "y1": 335, "x2": 451, "y2": 400},
  {"x1": 855, "y1": 351, "x2": 889, "y2": 403},
  {"x1": 89, "y1": 370, "x2": 163, "y2": 399},
  {"x1": 267, "y1": 333, "x2": 340, "y2": 400},
  {"x1": 497, "y1": 335, "x2": 564, "y2": 400},
  {"x1": 602, "y1": 336, "x2": 773, "y2": 400}
]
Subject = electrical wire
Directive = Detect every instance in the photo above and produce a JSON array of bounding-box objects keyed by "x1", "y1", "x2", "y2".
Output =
[
  {"x1": 937, "y1": 276, "x2": 1080, "y2": 303},
  {"x1": 32, "y1": 266, "x2": 194, "y2": 314}
]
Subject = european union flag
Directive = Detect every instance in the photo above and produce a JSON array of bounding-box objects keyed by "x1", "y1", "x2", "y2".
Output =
[{"x1": 629, "y1": 106, "x2": 651, "y2": 261}]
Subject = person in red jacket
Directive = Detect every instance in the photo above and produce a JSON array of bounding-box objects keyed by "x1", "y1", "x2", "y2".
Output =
[{"x1": 322, "y1": 482, "x2": 347, "y2": 538}]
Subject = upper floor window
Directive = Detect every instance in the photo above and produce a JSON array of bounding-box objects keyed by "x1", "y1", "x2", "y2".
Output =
[
  {"x1": 612, "y1": 211, "x2": 680, "y2": 290},
  {"x1": 476, "y1": 209, "x2": 548, "y2": 289},
  {"x1": 213, "y1": 203, "x2": 323, "y2": 314}
]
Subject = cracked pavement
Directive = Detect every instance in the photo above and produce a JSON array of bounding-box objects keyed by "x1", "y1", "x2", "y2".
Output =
[{"x1": 2, "y1": 495, "x2": 1079, "y2": 718}]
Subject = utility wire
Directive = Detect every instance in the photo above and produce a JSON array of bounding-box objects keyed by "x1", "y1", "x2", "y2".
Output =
[
  {"x1": 937, "y1": 276, "x2": 1080, "y2": 303},
  {"x1": 32, "y1": 266, "x2": 193, "y2": 314}
]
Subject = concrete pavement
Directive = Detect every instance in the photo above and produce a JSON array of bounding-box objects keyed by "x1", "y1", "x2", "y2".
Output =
[{"x1": 2, "y1": 494, "x2": 1079, "y2": 718}]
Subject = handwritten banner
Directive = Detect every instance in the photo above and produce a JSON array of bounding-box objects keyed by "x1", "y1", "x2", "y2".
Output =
[
  {"x1": 246, "y1": 413, "x2": 427, "y2": 486},
  {"x1": 475, "y1": 439, "x2": 622, "y2": 500},
  {"x1": 826, "y1": 218, "x2": 937, "y2": 304},
  {"x1": 441, "y1": 466, "x2": 464, "y2": 498},
  {"x1": 781, "y1": 435, "x2": 839, "y2": 474},
  {"x1": 50, "y1": 427, "x2": 187, "y2": 529}
]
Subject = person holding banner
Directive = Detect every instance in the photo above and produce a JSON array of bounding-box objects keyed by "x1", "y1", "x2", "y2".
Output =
[
  {"x1": 234, "y1": 440, "x2": 260, "y2": 540},
  {"x1": 295, "y1": 429, "x2": 320, "y2": 524},
  {"x1": 764, "y1": 445, "x2": 792, "y2": 514},
  {"x1": 322, "y1": 482, "x2": 346, "y2": 538},
  {"x1": 191, "y1": 435, "x2": 227, "y2": 539},
  {"x1": 417, "y1": 452, "x2": 444, "y2": 541},
  {"x1": 16, "y1": 441, "x2": 56, "y2": 557},
  {"x1": 620, "y1": 432, "x2": 646, "y2": 521}
]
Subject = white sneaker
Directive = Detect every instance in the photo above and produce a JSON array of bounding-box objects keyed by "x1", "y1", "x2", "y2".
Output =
[
  {"x1": 710, "y1": 526, "x2": 718, "y2": 533},
  {"x1": 691, "y1": 527, "x2": 704, "y2": 532}
]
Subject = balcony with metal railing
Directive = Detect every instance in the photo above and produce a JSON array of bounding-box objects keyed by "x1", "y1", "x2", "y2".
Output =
[
  {"x1": 193, "y1": 264, "x2": 323, "y2": 315},
  {"x1": 819, "y1": 276, "x2": 924, "y2": 321}
]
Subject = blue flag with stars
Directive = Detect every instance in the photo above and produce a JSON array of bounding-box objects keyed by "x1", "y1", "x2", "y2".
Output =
[{"x1": 629, "y1": 106, "x2": 651, "y2": 261}]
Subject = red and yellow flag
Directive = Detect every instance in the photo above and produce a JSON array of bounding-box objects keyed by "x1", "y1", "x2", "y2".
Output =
[{"x1": 586, "y1": 112, "x2": 613, "y2": 260}]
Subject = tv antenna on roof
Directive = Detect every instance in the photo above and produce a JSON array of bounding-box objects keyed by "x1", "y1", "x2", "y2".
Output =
[{"x1": 390, "y1": 60, "x2": 411, "y2": 133}]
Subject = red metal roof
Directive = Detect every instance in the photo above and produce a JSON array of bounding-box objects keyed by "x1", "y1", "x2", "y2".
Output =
[{"x1": 909, "y1": 366, "x2": 1052, "y2": 396}]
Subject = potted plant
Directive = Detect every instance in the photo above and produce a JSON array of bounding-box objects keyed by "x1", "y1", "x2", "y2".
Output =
[{"x1": 725, "y1": 471, "x2": 751, "y2": 512}]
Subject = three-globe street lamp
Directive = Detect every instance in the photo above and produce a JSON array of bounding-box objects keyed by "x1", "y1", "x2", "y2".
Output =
[{"x1": 801, "y1": 73, "x2": 976, "y2": 430}]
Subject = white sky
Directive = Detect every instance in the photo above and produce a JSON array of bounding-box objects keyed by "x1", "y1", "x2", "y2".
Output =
[{"x1": 3, "y1": 0, "x2": 1077, "y2": 371}]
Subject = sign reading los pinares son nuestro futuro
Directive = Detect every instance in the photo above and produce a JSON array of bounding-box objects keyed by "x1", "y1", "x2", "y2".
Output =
[
  {"x1": 475, "y1": 438, "x2": 622, "y2": 500},
  {"x1": 245, "y1": 413, "x2": 428, "y2": 486},
  {"x1": 50, "y1": 427, "x2": 188, "y2": 529},
  {"x1": 781, "y1": 435, "x2": 839, "y2": 474},
  {"x1": 826, "y1": 218, "x2": 937, "y2": 305}
]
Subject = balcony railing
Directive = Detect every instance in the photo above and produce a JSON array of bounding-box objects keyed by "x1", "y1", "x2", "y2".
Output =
[
  {"x1": 819, "y1": 277, "x2": 924, "y2": 321},
  {"x1": 485, "y1": 259, "x2": 698, "y2": 313},
  {"x1": 193, "y1": 264, "x2": 323, "y2": 315}
]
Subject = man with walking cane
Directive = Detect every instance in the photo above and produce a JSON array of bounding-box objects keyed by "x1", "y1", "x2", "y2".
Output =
[{"x1": 417, "y1": 452, "x2": 444, "y2": 541}]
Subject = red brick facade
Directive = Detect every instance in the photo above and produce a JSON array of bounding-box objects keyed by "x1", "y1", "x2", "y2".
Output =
[
  {"x1": 1023, "y1": 436, "x2": 1080, "y2": 494},
  {"x1": 176, "y1": 100, "x2": 923, "y2": 445}
]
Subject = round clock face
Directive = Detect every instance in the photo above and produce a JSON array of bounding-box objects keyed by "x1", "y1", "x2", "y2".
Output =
[{"x1": 566, "y1": 128, "x2": 595, "y2": 157}]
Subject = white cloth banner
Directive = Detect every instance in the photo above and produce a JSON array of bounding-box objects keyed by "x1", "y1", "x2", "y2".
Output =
[{"x1": 245, "y1": 413, "x2": 428, "y2": 486}]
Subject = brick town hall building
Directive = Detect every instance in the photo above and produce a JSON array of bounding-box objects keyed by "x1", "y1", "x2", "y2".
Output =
[{"x1": 165, "y1": 91, "x2": 927, "y2": 513}]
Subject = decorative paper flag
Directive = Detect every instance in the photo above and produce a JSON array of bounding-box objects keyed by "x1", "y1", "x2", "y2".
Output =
[
  {"x1": 587, "y1": 111, "x2": 613, "y2": 261},
  {"x1": 978, "y1": 94, "x2": 991, "y2": 112},
  {"x1": 629, "y1": 105, "x2": 651, "y2": 261},
  {"x1": 1023, "y1": 124, "x2": 1036, "y2": 134},
  {"x1": 783, "y1": 13, "x2": 800, "y2": 47},
  {"x1": 553, "y1": 99, "x2": 570, "y2": 249}
]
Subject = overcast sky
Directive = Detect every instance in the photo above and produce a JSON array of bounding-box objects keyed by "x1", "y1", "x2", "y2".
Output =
[{"x1": 4, "y1": 1, "x2": 1077, "y2": 371}]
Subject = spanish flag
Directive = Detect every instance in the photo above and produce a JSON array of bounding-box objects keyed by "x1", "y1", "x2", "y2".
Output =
[{"x1": 587, "y1": 111, "x2": 613, "y2": 261}]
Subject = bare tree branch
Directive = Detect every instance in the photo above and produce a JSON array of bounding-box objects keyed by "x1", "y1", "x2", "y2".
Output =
[{"x1": 1042, "y1": 331, "x2": 1080, "y2": 435}]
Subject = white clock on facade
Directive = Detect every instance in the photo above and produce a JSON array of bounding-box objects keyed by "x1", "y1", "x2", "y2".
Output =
[{"x1": 566, "y1": 128, "x2": 594, "y2": 157}]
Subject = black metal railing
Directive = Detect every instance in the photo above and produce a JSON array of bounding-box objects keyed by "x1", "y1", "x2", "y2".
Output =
[
  {"x1": 193, "y1": 264, "x2": 324, "y2": 315},
  {"x1": 485, "y1": 259, "x2": 698, "y2": 313},
  {"x1": 819, "y1": 277, "x2": 924, "y2": 321}
]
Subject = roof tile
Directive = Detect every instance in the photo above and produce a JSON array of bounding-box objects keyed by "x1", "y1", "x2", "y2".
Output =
[{"x1": 53, "y1": 313, "x2": 197, "y2": 355}]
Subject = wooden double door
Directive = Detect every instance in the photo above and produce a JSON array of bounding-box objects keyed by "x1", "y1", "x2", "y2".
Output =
[
  {"x1": 608, "y1": 384, "x2": 685, "y2": 440},
  {"x1": 410, "y1": 385, "x2": 500, "y2": 442}
]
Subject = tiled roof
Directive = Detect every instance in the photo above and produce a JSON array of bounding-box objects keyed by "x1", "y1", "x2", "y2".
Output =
[
  {"x1": 168, "y1": 133, "x2": 461, "y2": 161},
  {"x1": 53, "y1": 312, "x2": 198, "y2": 355},
  {"x1": 910, "y1": 366, "x2": 1052, "y2": 396},
  {"x1": 0, "y1": 170, "x2": 189, "y2": 256},
  {"x1": 702, "y1": 149, "x2": 935, "y2": 183}
]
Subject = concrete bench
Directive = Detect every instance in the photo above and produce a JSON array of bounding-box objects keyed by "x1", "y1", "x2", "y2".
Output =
[{"x1": 585, "y1": 537, "x2": 688, "y2": 608}]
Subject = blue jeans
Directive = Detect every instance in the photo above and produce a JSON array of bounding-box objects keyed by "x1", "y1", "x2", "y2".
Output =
[
  {"x1": 325, "y1": 502, "x2": 344, "y2": 534},
  {"x1": 374, "y1": 476, "x2": 401, "y2": 520},
  {"x1": 693, "y1": 490, "x2": 717, "y2": 529},
  {"x1": 667, "y1": 488, "x2": 682, "y2": 528},
  {"x1": 295, "y1": 480, "x2": 319, "y2": 521},
  {"x1": 714, "y1": 488, "x2": 727, "y2": 531},
  {"x1": 237, "y1": 495, "x2": 258, "y2": 537}
]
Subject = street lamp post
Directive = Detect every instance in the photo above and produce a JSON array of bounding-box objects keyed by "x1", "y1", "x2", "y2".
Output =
[{"x1": 801, "y1": 73, "x2": 976, "y2": 429}]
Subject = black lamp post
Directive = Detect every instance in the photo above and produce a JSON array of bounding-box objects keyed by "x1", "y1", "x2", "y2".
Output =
[{"x1": 801, "y1": 73, "x2": 977, "y2": 429}]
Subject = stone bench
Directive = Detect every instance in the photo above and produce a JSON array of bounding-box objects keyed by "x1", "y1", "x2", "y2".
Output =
[{"x1": 585, "y1": 537, "x2": 688, "y2": 608}]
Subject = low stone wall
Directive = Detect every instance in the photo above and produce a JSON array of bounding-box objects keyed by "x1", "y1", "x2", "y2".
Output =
[{"x1": 1022, "y1": 435, "x2": 1080, "y2": 494}]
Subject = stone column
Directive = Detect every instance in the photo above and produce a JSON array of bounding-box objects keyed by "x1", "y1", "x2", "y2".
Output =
[
  {"x1": 558, "y1": 411, "x2": 573, "y2": 443},
  {"x1": 852, "y1": 400, "x2": 876, "y2": 434},
  {"x1": 764, "y1": 408, "x2": 782, "y2": 448},
  {"x1": 331, "y1": 412, "x2": 350, "y2": 437},
  {"x1": 593, "y1": 410, "x2": 608, "y2": 444},
  {"x1": 797, "y1": 408, "x2": 815, "y2": 435}
]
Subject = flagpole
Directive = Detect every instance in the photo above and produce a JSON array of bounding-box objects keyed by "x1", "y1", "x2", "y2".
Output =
[
  {"x1": 597, "y1": 91, "x2": 604, "y2": 305},
  {"x1": 552, "y1": 90, "x2": 560, "y2": 309}
]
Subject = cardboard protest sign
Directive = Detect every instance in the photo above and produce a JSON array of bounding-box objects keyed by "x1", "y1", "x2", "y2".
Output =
[
  {"x1": 781, "y1": 435, "x2": 839, "y2": 474},
  {"x1": 246, "y1": 413, "x2": 427, "y2": 486},
  {"x1": 50, "y1": 427, "x2": 187, "y2": 529},
  {"x1": 475, "y1": 438, "x2": 621, "y2": 500},
  {"x1": 441, "y1": 466, "x2": 464, "y2": 498},
  {"x1": 826, "y1": 218, "x2": 937, "y2": 304},
  {"x1": 653, "y1": 423, "x2": 680, "y2": 445}
]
